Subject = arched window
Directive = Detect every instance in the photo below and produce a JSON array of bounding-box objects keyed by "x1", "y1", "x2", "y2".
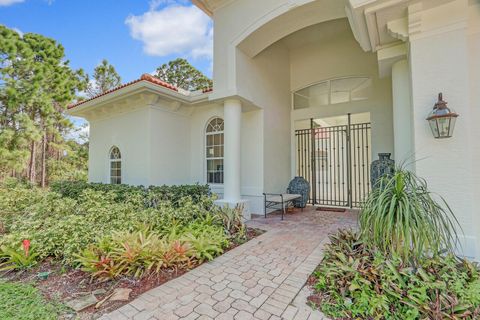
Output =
[
  {"x1": 109, "y1": 146, "x2": 121, "y2": 184},
  {"x1": 206, "y1": 117, "x2": 224, "y2": 184}
]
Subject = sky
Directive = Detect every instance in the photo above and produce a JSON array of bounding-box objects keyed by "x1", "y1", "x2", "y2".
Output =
[
  {"x1": 0, "y1": 0, "x2": 213, "y2": 82},
  {"x1": 0, "y1": 0, "x2": 213, "y2": 139}
]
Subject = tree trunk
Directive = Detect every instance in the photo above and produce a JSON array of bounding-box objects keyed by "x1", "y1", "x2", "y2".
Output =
[
  {"x1": 40, "y1": 131, "x2": 47, "y2": 188},
  {"x1": 28, "y1": 140, "x2": 36, "y2": 184}
]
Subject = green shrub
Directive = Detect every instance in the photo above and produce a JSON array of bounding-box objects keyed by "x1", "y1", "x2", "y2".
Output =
[
  {"x1": 0, "y1": 183, "x2": 241, "y2": 267},
  {"x1": 50, "y1": 181, "x2": 211, "y2": 207},
  {"x1": 312, "y1": 230, "x2": 480, "y2": 319},
  {"x1": 359, "y1": 168, "x2": 460, "y2": 260},
  {"x1": 0, "y1": 282, "x2": 62, "y2": 320}
]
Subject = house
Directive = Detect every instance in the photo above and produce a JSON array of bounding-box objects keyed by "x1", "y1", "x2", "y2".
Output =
[{"x1": 68, "y1": 0, "x2": 480, "y2": 260}]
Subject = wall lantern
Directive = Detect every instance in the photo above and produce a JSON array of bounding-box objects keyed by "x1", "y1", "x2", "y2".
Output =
[{"x1": 426, "y1": 93, "x2": 459, "y2": 139}]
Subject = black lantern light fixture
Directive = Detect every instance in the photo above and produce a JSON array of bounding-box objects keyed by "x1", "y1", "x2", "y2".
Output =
[{"x1": 426, "y1": 93, "x2": 459, "y2": 139}]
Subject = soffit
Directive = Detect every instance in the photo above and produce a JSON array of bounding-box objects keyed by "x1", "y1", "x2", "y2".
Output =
[
  {"x1": 351, "y1": 0, "x2": 455, "y2": 51},
  {"x1": 191, "y1": 0, "x2": 234, "y2": 16}
]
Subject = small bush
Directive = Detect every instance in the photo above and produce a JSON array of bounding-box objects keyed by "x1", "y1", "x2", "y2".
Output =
[{"x1": 311, "y1": 230, "x2": 480, "y2": 319}]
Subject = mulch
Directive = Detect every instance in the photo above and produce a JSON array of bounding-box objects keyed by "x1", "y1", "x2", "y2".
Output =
[{"x1": 0, "y1": 227, "x2": 265, "y2": 319}]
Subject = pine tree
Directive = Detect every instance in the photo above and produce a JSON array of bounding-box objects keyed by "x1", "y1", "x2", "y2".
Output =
[
  {"x1": 154, "y1": 58, "x2": 212, "y2": 91},
  {"x1": 0, "y1": 26, "x2": 87, "y2": 184},
  {"x1": 86, "y1": 59, "x2": 121, "y2": 98}
]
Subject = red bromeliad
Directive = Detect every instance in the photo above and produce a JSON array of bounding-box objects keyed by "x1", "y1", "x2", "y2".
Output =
[{"x1": 22, "y1": 239, "x2": 31, "y2": 257}]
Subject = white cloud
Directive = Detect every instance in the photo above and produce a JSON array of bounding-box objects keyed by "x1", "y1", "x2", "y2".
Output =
[
  {"x1": 0, "y1": 0, "x2": 24, "y2": 6},
  {"x1": 125, "y1": 3, "x2": 213, "y2": 60},
  {"x1": 148, "y1": 0, "x2": 189, "y2": 11}
]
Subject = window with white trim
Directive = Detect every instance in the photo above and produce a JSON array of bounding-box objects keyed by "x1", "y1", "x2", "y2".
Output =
[
  {"x1": 109, "y1": 146, "x2": 121, "y2": 184},
  {"x1": 293, "y1": 76, "x2": 371, "y2": 109},
  {"x1": 206, "y1": 118, "x2": 224, "y2": 184}
]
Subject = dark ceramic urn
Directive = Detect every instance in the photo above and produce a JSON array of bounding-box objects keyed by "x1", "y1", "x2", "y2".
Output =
[
  {"x1": 288, "y1": 176, "x2": 310, "y2": 208},
  {"x1": 370, "y1": 153, "x2": 395, "y2": 189}
]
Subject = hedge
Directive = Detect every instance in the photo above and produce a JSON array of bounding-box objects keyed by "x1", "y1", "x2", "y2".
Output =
[{"x1": 50, "y1": 181, "x2": 211, "y2": 207}]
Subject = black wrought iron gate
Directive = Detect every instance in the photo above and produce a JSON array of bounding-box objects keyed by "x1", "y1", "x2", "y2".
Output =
[{"x1": 295, "y1": 115, "x2": 371, "y2": 208}]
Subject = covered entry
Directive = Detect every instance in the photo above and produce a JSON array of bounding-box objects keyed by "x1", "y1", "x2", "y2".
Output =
[{"x1": 295, "y1": 114, "x2": 371, "y2": 207}]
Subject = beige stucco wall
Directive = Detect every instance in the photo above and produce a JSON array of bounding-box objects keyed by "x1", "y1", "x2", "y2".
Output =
[
  {"x1": 211, "y1": 0, "x2": 345, "y2": 100},
  {"x1": 468, "y1": 2, "x2": 480, "y2": 259},
  {"x1": 235, "y1": 42, "x2": 292, "y2": 194},
  {"x1": 408, "y1": 0, "x2": 477, "y2": 258},
  {"x1": 189, "y1": 103, "x2": 264, "y2": 213},
  {"x1": 149, "y1": 107, "x2": 191, "y2": 185},
  {"x1": 89, "y1": 104, "x2": 191, "y2": 186},
  {"x1": 88, "y1": 106, "x2": 151, "y2": 185},
  {"x1": 89, "y1": 100, "x2": 265, "y2": 213}
]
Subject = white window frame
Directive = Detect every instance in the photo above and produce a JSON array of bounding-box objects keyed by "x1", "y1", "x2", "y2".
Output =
[
  {"x1": 109, "y1": 146, "x2": 122, "y2": 184},
  {"x1": 205, "y1": 117, "x2": 224, "y2": 185},
  {"x1": 293, "y1": 76, "x2": 371, "y2": 110}
]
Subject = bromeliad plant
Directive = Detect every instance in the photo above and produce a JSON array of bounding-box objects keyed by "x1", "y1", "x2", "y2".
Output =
[
  {"x1": 76, "y1": 223, "x2": 229, "y2": 279},
  {"x1": 214, "y1": 204, "x2": 246, "y2": 241},
  {"x1": 359, "y1": 168, "x2": 461, "y2": 260},
  {"x1": 311, "y1": 230, "x2": 480, "y2": 319},
  {"x1": 0, "y1": 239, "x2": 39, "y2": 270}
]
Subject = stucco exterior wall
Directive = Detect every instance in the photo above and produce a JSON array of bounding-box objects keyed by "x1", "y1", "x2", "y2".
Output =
[
  {"x1": 88, "y1": 106, "x2": 151, "y2": 185},
  {"x1": 148, "y1": 106, "x2": 191, "y2": 185},
  {"x1": 189, "y1": 103, "x2": 264, "y2": 213},
  {"x1": 469, "y1": 2, "x2": 480, "y2": 260},
  {"x1": 211, "y1": 0, "x2": 345, "y2": 100},
  {"x1": 409, "y1": 0, "x2": 477, "y2": 258},
  {"x1": 289, "y1": 27, "x2": 394, "y2": 162},
  {"x1": 235, "y1": 42, "x2": 292, "y2": 195}
]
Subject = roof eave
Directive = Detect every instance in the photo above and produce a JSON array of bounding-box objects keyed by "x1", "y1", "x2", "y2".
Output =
[
  {"x1": 67, "y1": 81, "x2": 211, "y2": 118},
  {"x1": 191, "y1": 0, "x2": 213, "y2": 16}
]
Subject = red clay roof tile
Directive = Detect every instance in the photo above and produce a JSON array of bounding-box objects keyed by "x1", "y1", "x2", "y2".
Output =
[{"x1": 68, "y1": 73, "x2": 179, "y2": 109}]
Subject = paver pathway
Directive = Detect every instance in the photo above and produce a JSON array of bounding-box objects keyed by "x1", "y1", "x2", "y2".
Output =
[{"x1": 98, "y1": 208, "x2": 357, "y2": 320}]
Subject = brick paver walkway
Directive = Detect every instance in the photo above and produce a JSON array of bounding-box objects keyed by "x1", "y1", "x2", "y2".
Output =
[{"x1": 98, "y1": 208, "x2": 357, "y2": 320}]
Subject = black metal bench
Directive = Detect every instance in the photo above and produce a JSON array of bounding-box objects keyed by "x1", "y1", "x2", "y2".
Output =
[{"x1": 263, "y1": 193, "x2": 302, "y2": 220}]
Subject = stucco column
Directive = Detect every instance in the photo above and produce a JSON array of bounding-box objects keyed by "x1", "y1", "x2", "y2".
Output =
[
  {"x1": 392, "y1": 59, "x2": 414, "y2": 167},
  {"x1": 408, "y1": 0, "x2": 476, "y2": 258},
  {"x1": 223, "y1": 98, "x2": 241, "y2": 202}
]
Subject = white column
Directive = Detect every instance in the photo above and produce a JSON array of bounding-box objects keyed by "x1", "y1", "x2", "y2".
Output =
[
  {"x1": 391, "y1": 59, "x2": 414, "y2": 168},
  {"x1": 408, "y1": 0, "x2": 476, "y2": 258},
  {"x1": 223, "y1": 99, "x2": 242, "y2": 202}
]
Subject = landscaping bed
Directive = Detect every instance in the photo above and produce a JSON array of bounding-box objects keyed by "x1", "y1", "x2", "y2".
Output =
[
  {"x1": 307, "y1": 169, "x2": 480, "y2": 320},
  {"x1": 1, "y1": 227, "x2": 263, "y2": 319},
  {"x1": 308, "y1": 230, "x2": 480, "y2": 319},
  {"x1": 0, "y1": 180, "x2": 263, "y2": 319}
]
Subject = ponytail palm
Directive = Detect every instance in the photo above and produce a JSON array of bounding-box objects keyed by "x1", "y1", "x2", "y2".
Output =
[{"x1": 359, "y1": 168, "x2": 461, "y2": 260}]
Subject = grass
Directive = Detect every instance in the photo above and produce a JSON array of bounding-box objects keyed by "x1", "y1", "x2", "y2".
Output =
[{"x1": 0, "y1": 281, "x2": 62, "y2": 320}]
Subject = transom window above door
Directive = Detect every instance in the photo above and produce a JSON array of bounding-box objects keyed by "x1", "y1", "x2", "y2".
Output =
[
  {"x1": 206, "y1": 117, "x2": 224, "y2": 184},
  {"x1": 293, "y1": 76, "x2": 371, "y2": 109}
]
